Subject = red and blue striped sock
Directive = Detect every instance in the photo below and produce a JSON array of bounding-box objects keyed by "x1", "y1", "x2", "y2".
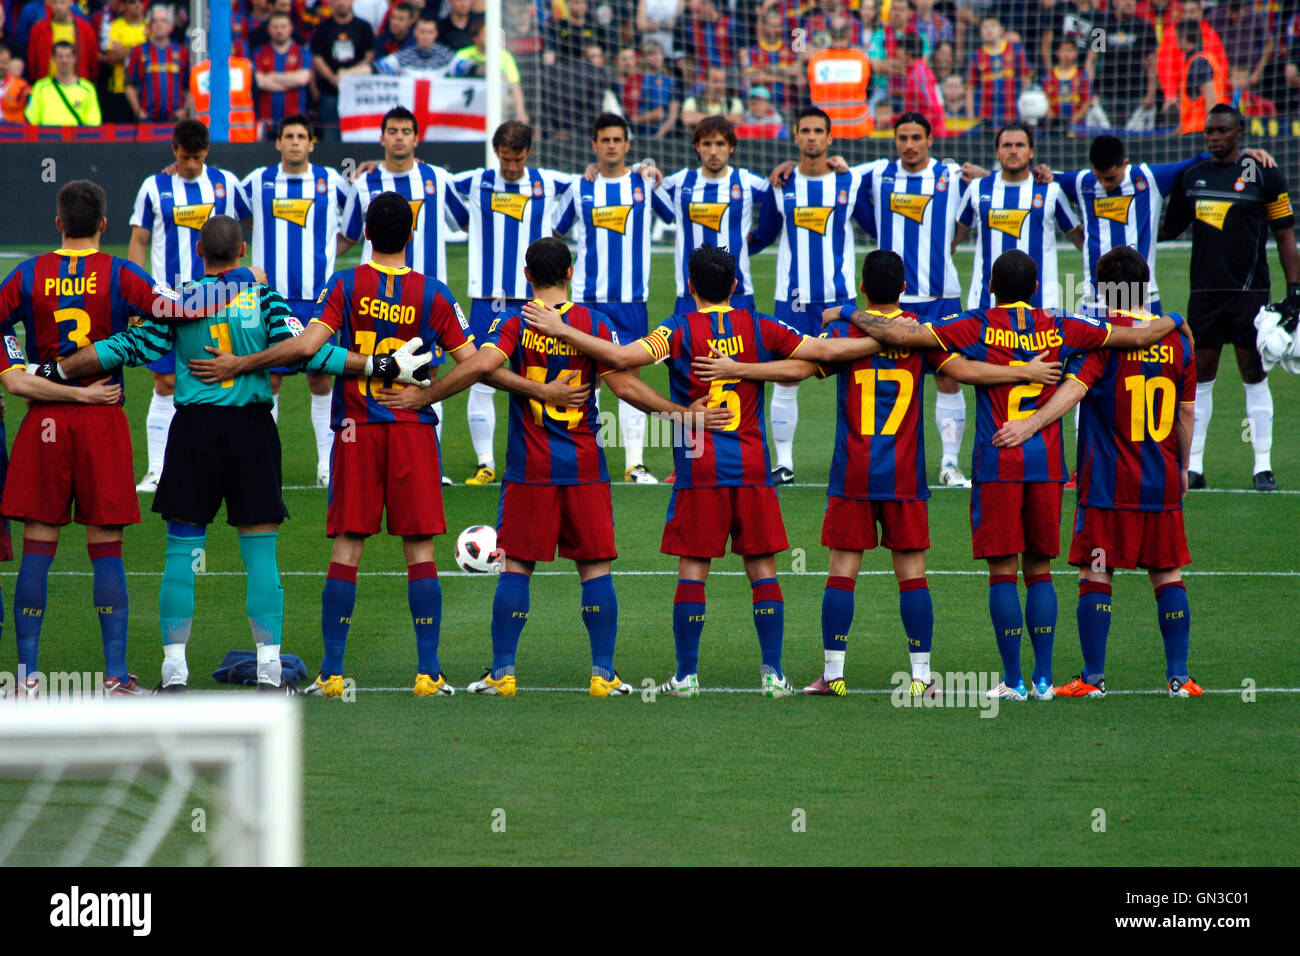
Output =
[
  {"x1": 14, "y1": 538, "x2": 56, "y2": 678},
  {"x1": 1024, "y1": 572, "x2": 1056, "y2": 686},
  {"x1": 408, "y1": 562, "x2": 442, "y2": 677},
  {"x1": 751, "y1": 577, "x2": 784, "y2": 677},
  {"x1": 320, "y1": 562, "x2": 357, "y2": 679},
  {"x1": 1077, "y1": 581, "x2": 1112, "y2": 685},
  {"x1": 1155, "y1": 581, "x2": 1191, "y2": 681},
  {"x1": 581, "y1": 573, "x2": 618, "y2": 680},
  {"x1": 672, "y1": 579, "x2": 706, "y2": 680},
  {"x1": 89, "y1": 541, "x2": 129, "y2": 684},
  {"x1": 988, "y1": 574, "x2": 1023, "y2": 687},
  {"x1": 491, "y1": 571, "x2": 530, "y2": 677}
]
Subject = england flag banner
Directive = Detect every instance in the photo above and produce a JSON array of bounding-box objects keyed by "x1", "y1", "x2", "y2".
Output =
[{"x1": 339, "y1": 75, "x2": 487, "y2": 142}]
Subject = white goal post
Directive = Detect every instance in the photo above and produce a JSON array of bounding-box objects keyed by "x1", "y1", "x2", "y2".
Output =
[{"x1": 0, "y1": 698, "x2": 300, "y2": 867}]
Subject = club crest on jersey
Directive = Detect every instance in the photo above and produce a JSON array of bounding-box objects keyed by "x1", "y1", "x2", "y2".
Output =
[
  {"x1": 987, "y1": 208, "x2": 1030, "y2": 238},
  {"x1": 424, "y1": 179, "x2": 435, "y2": 195},
  {"x1": 316, "y1": 286, "x2": 329, "y2": 304},
  {"x1": 590, "y1": 204, "x2": 634, "y2": 234},
  {"x1": 937, "y1": 175, "x2": 949, "y2": 191},
  {"x1": 889, "y1": 192, "x2": 932, "y2": 224},
  {"x1": 633, "y1": 187, "x2": 644, "y2": 203},
  {"x1": 272, "y1": 197, "x2": 315, "y2": 228},
  {"x1": 171, "y1": 203, "x2": 215, "y2": 231},
  {"x1": 837, "y1": 190, "x2": 848, "y2": 205},
  {"x1": 1032, "y1": 193, "x2": 1044, "y2": 209},
  {"x1": 317, "y1": 177, "x2": 328, "y2": 194},
  {"x1": 1135, "y1": 178, "x2": 1148, "y2": 191},
  {"x1": 793, "y1": 206, "x2": 835, "y2": 234},
  {"x1": 1093, "y1": 195, "x2": 1133, "y2": 224},
  {"x1": 688, "y1": 202, "x2": 728, "y2": 231},
  {"x1": 731, "y1": 183, "x2": 742, "y2": 200},
  {"x1": 214, "y1": 183, "x2": 226, "y2": 199},
  {"x1": 532, "y1": 179, "x2": 544, "y2": 197},
  {"x1": 1234, "y1": 179, "x2": 1246, "y2": 192},
  {"x1": 491, "y1": 192, "x2": 532, "y2": 221}
]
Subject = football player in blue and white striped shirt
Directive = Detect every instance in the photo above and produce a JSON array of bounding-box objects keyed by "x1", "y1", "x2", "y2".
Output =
[
  {"x1": 128, "y1": 119, "x2": 252, "y2": 492},
  {"x1": 751, "y1": 106, "x2": 872, "y2": 484},
  {"x1": 653, "y1": 117, "x2": 770, "y2": 316},
  {"x1": 242, "y1": 114, "x2": 349, "y2": 486},
  {"x1": 450, "y1": 120, "x2": 573, "y2": 486},
  {"x1": 554, "y1": 112, "x2": 672, "y2": 483},
  {"x1": 954, "y1": 123, "x2": 1083, "y2": 312},
  {"x1": 338, "y1": 106, "x2": 468, "y2": 463}
]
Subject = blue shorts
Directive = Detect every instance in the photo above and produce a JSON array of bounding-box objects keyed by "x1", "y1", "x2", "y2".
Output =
[
  {"x1": 905, "y1": 297, "x2": 962, "y2": 323},
  {"x1": 580, "y1": 301, "x2": 648, "y2": 345},
  {"x1": 774, "y1": 298, "x2": 855, "y2": 337},
  {"x1": 674, "y1": 294, "x2": 756, "y2": 316},
  {"x1": 471, "y1": 297, "x2": 526, "y2": 342}
]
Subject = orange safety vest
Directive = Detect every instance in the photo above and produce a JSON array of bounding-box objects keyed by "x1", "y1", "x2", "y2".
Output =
[
  {"x1": 1179, "y1": 52, "x2": 1222, "y2": 135},
  {"x1": 190, "y1": 58, "x2": 258, "y2": 142},
  {"x1": 807, "y1": 48, "x2": 874, "y2": 138}
]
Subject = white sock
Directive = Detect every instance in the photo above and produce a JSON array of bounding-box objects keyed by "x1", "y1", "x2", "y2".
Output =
[
  {"x1": 935, "y1": 388, "x2": 966, "y2": 469},
  {"x1": 433, "y1": 401, "x2": 444, "y2": 442},
  {"x1": 1243, "y1": 379, "x2": 1274, "y2": 474},
  {"x1": 909, "y1": 651, "x2": 932, "y2": 682},
  {"x1": 271, "y1": 392, "x2": 280, "y2": 424},
  {"x1": 467, "y1": 382, "x2": 496, "y2": 470},
  {"x1": 620, "y1": 400, "x2": 646, "y2": 470},
  {"x1": 310, "y1": 392, "x2": 333, "y2": 473},
  {"x1": 770, "y1": 383, "x2": 799, "y2": 471},
  {"x1": 1189, "y1": 380, "x2": 1214, "y2": 474},
  {"x1": 256, "y1": 642, "x2": 282, "y2": 687},
  {"x1": 161, "y1": 642, "x2": 188, "y2": 687},
  {"x1": 823, "y1": 649, "x2": 846, "y2": 681},
  {"x1": 145, "y1": 391, "x2": 174, "y2": 476}
]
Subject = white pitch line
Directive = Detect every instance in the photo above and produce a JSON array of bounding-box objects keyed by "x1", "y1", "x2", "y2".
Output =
[
  {"x1": 280, "y1": 483, "x2": 1300, "y2": 494},
  {"x1": 29, "y1": 569, "x2": 1300, "y2": 578},
  {"x1": 353, "y1": 685, "x2": 1300, "y2": 696}
]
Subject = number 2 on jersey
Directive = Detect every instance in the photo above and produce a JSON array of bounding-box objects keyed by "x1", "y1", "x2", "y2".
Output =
[
  {"x1": 853, "y1": 368, "x2": 912, "y2": 435},
  {"x1": 1007, "y1": 360, "x2": 1044, "y2": 421}
]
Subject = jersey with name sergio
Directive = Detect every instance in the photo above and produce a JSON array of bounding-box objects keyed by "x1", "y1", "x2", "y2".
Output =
[
  {"x1": 341, "y1": 162, "x2": 467, "y2": 281},
  {"x1": 1074, "y1": 310, "x2": 1195, "y2": 512},
  {"x1": 554, "y1": 172, "x2": 668, "y2": 304},
  {"x1": 859, "y1": 158, "x2": 968, "y2": 302},
  {"x1": 654, "y1": 166, "x2": 770, "y2": 298},
  {"x1": 130, "y1": 166, "x2": 252, "y2": 287},
  {"x1": 0, "y1": 249, "x2": 174, "y2": 398},
  {"x1": 820, "y1": 315, "x2": 943, "y2": 500},
  {"x1": 451, "y1": 167, "x2": 572, "y2": 301},
  {"x1": 481, "y1": 302, "x2": 613, "y2": 485},
  {"x1": 928, "y1": 304, "x2": 1111, "y2": 482},
  {"x1": 638, "y1": 306, "x2": 807, "y2": 487},
  {"x1": 243, "y1": 163, "x2": 350, "y2": 302},
  {"x1": 312, "y1": 262, "x2": 470, "y2": 429},
  {"x1": 957, "y1": 173, "x2": 1080, "y2": 309}
]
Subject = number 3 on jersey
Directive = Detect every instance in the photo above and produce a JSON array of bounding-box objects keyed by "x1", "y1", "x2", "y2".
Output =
[{"x1": 54, "y1": 307, "x2": 92, "y2": 352}]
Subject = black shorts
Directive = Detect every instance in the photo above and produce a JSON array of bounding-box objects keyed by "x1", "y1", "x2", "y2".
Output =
[
  {"x1": 1187, "y1": 290, "x2": 1271, "y2": 351},
  {"x1": 153, "y1": 404, "x2": 288, "y2": 527}
]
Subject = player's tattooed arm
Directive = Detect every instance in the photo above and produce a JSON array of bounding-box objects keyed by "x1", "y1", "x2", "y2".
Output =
[
  {"x1": 1103, "y1": 313, "x2": 1180, "y2": 349},
  {"x1": 942, "y1": 351, "x2": 1062, "y2": 386},
  {"x1": 832, "y1": 307, "x2": 939, "y2": 350},
  {"x1": 521, "y1": 301, "x2": 653, "y2": 369},
  {"x1": 0, "y1": 369, "x2": 121, "y2": 405},
  {"x1": 692, "y1": 347, "x2": 820, "y2": 384},
  {"x1": 991, "y1": 379, "x2": 1087, "y2": 449},
  {"x1": 789, "y1": 332, "x2": 884, "y2": 365}
]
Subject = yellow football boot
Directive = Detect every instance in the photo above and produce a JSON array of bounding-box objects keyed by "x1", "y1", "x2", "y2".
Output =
[
  {"x1": 466, "y1": 670, "x2": 517, "y2": 697},
  {"x1": 589, "y1": 673, "x2": 633, "y2": 697},
  {"x1": 465, "y1": 465, "x2": 497, "y2": 486},
  {"x1": 413, "y1": 673, "x2": 455, "y2": 697},
  {"x1": 303, "y1": 673, "x2": 345, "y2": 698}
]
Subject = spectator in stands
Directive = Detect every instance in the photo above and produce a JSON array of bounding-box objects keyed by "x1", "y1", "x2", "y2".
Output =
[
  {"x1": 680, "y1": 64, "x2": 741, "y2": 127},
  {"x1": 437, "y1": 0, "x2": 480, "y2": 52},
  {"x1": 932, "y1": 39, "x2": 955, "y2": 79},
  {"x1": 1044, "y1": 34, "x2": 1093, "y2": 124},
  {"x1": 1209, "y1": 0, "x2": 1273, "y2": 89},
  {"x1": 900, "y1": 31, "x2": 946, "y2": 135},
  {"x1": 544, "y1": 39, "x2": 614, "y2": 137},
  {"x1": 626, "y1": 38, "x2": 678, "y2": 139},
  {"x1": 743, "y1": 9, "x2": 799, "y2": 111},
  {"x1": 26, "y1": 39, "x2": 98, "y2": 121},
  {"x1": 27, "y1": 0, "x2": 96, "y2": 80},
  {"x1": 312, "y1": 0, "x2": 372, "y2": 141},
  {"x1": 1229, "y1": 62, "x2": 1277, "y2": 117},
  {"x1": 0, "y1": 5, "x2": 21, "y2": 65},
  {"x1": 373, "y1": 13, "x2": 452, "y2": 72},
  {"x1": 679, "y1": 0, "x2": 733, "y2": 75},
  {"x1": 101, "y1": 0, "x2": 145, "y2": 122},
  {"x1": 954, "y1": 1, "x2": 1028, "y2": 58},
  {"x1": 0, "y1": 44, "x2": 32, "y2": 121},
  {"x1": 965, "y1": 15, "x2": 1027, "y2": 123},
  {"x1": 615, "y1": 43, "x2": 638, "y2": 98},
  {"x1": 882, "y1": 0, "x2": 925, "y2": 103},
  {"x1": 251, "y1": 0, "x2": 303, "y2": 50},
  {"x1": 942, "y1": 72, "x2": 968, "y2": 117},
  {"x1": 740, "y1": 84, "x2": 785, "y2": 136},
  {"x1": 545, "y1": 0, "x2": 612, "y2": 63},
  {"x1": 676, "y1": 51, "x2": 703, "y2": 98},
  {"x1": 1033, "y1": 0, "x2": 1099, "y2": 75},
  {"x1": 254, "y1": 9, "x2": 312, "y2": 135},
  {"x1": 352, "y1": 0, "x2": 389, "y2": 33},
  {"x1": 861, "y1": 0, "x2": 894, "y2": 107},
  {"x1": 637, "y1": 0, "x2": 681, "y2": 58},
  {"x1": 1086, "y1": 0, "x2": 1157, "y2": 127},
  {"x1": 375, "y1": 2, "x2": 416, "y2": 56},
  {"x1": 247, "y1": 0, "x2": 273, "y2": 35},
  {"x1": 1172, "y1": 16, "x2": 1221, "y2": 132},
  {"x1": 125, "y1": 4, "x2": 186, "y2": 120},
  {"x1": 1157, "y1": 1, "x2": 1228, "y2": 110},
  {"x1": 911, "y1": 0, "x2": 953, "y2": 50},
  {"x1": 803, "y1": 0, "x2": 861, "y2": 54},
  {"x1": 450, "y1": 17, "x2": 527, "y2": 124}
]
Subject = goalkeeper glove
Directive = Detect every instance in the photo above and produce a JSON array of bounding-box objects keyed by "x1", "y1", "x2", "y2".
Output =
[
  {"x1": 28, "y1": 361, "x2": 66, "y2": 381},
  {"x1": 363, "y1": 337, "x2": 432, "y2": 388},
  {"x1": 1276, "y1": 283, "x2": 1300, "y2": 334}
]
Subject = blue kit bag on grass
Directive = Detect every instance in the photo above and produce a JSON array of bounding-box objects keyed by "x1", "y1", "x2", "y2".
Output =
[{"x1": 212, "y1": 650, "x2": 309, "y2": 687}]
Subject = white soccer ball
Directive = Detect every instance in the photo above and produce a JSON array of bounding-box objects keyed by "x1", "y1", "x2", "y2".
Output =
[
  {"x1": 1018, "y1": 89, "x2": 1050, "y2": 124},
  {"x1": 455, "y1": 525, "x2": 504, "y2": 574}
]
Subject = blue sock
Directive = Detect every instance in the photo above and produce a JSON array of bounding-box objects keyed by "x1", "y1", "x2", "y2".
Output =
[
  {"x1": 407, "y1": 562, "x2": 442, "y2": 676},
  {"x1": 1024, "y1": 572, "x2": 1057, "y2": 686},
  {"x1": 672, "y1": 579, "x2": 706, "y2": 680},
  {"x1": 14, "y1": 537, "x2": 56, "y2": 678},
  {"x1": 988, "y1": 574, "x2": 1023, "y2": 687},
  {"x1": 751, "y1": 577, "x2": 784, "y2": 677},
  {"x1": 320, "y1": 562, "x2": 357, "y2": 679},
  {"x1": 1077, "y1": 581, "x2": 1112, "y2": 685},
  {"x1": 1155, "y1": 581, "x2": 1191, "y2": 681},
  {"x1": 821, "y1": 576, "x2": 855, "y2": 651},
  {"x1": 239, "y1": 532, "x2": 284, "y2": 646},
  {"x1": 899, "y1": 577, "x2": 933, "y2": 654},
  {"x1": 490, "y1": 571, "x2": 530, "y2": 677},
  {"x1": 581, "y1": 573, "x2": 618, "y2": 679},
  {"x1": 89, "y1": 541, "x2": 130, "y2": 684}
]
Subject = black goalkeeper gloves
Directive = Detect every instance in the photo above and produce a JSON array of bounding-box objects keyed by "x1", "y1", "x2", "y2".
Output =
[
  {"x1": 1277, "y1": 283, "x2": 1300, "y2": 334},
  {"x1": 31, "y1": 361, "x2": 66, "y2": 381}
]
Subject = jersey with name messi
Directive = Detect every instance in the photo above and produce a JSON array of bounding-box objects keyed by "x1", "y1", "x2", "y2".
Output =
[
  {"x1": 928, "y1": 304, "x2": 1111, "y2": 482},
  {"x1": 820, "y1": 315, "x2": 943, "y2": 501},
  {"x1": 654, "y1": 166, "x2": 770, "y2": 298},
  {"x1": 481, "y1": 302, "x2": 613, "y2": 486},
  {"x1": 1073, "y1": 310, "x2": 1195, "y2": 512},
  {"x1": 312, "y1": 263, "x2": 471, "y2": 428},
  {"x1": 554, "y1": 172, "x2": 670, "y2": 303},
  {"x1": 130, "y1": 166, "x2": 252, "y2": 287},
  {"x1": 0, "y1": 249, "x2": 176, "y2": 398},
  {"x1": 451, "y1": 166, "x2": 572, "y2": 300},
  {"x1": 639, "y1": 307, "x2": 807, "y2": 487},
  {"x1": 243, "y1": 163, "x2": 349, "y2": 301},
  {"x1": 340, "y1": 162, "x2": 467, "y2": 281},
  {"x1": 858, "y1": 158, "x2": 968, "y2": 302},
  {"x1": 91, "y1": 270, "x2": 334, "y2": 407}
]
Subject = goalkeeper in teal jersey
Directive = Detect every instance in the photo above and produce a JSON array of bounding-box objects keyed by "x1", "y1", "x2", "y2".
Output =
[{"x1": 48, "y1": 216, "x2": 430, "y2": 692}]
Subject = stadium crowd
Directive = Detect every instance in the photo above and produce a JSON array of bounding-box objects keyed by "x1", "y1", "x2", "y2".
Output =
[{"x1": 6, "y1": 1, "x2": 1300, "y2": 136}]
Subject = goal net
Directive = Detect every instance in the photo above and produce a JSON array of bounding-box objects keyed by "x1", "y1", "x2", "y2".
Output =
[{"x1": 0, "y1": 698, "x2": 300, "y2": 867}]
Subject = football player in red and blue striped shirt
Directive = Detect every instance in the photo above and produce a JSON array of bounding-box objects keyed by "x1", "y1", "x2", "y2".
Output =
[
  {"x1": 125, "y1": 10, "x2": 190, "y2": 121},
  {"x1": 965, "y1": 16, "x2": 1028, "y2": 124},
  {"x1": 253, "y1": 13, "x2": 313, "y2": 132},
  {"x1": 991, "y1": 247, "x2": 1201, "y2": 699}
]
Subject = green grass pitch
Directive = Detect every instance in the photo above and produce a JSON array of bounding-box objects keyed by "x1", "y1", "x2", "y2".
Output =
[{"x1": 1, "y1": 241, "x2": 1296, "y2": 866}]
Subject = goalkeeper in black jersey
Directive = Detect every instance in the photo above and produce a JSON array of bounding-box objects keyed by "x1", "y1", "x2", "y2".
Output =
[{"x1": 1160, "y1": 103, "x2": 1300, "y2": 492}]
